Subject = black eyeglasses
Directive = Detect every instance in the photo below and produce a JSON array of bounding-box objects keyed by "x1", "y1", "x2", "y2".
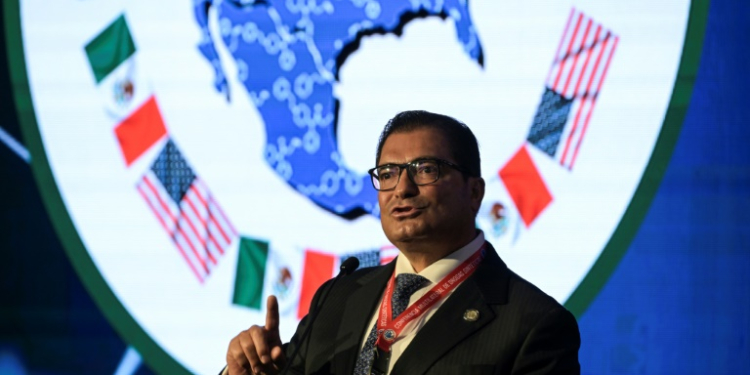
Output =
[{"x1": 367, "y1": 158, "x2": 469, "y2": 191}]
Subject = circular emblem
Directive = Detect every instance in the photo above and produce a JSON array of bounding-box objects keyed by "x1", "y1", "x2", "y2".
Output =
[
  {"x1": 463, "y1": 309, "x2": 480, "y2": 322},
  {"x1": 9, "y1": 0, "x2": 705, "y2": 373},
  {"x1": 383, "y1": 329, "x2": 397, "y2": 341}
]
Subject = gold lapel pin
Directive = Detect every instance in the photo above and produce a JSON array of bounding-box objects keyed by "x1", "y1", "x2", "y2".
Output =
[{"x1": 463, "y1": 309, "x2": 480, "y2": 322}]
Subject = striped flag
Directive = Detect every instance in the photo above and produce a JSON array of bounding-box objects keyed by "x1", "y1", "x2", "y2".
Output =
[
  {"x1": 85, "y1": 14, "x2": 166, "y2": 166},
  {"x1": 137, "y1": 139, "x2": 237, "y2": 283},
  {"x1": 233, "y1": 239, "x2": 307, "y2": 314},
  {"x1": 231, "y1": 241, "x2": 399, "y2": 319},
  {"x1": 295, "y1": 245, "x2": 397, "y2": 319},
  {"x1": 339, "y1": 245, "x2": 400, "y2": 269},
  {"x1": 297, "y1": 250, "x2": 337, "y2": 319},
  {"x1": 487, "y1": 8, "x2": 619, "y2": 233},
  {"x1": 233, "y1": 237, "x2": 270, "y2": 310},
  {"x1": 379, "y1": 246, "x2": 400, "y2": 265},
  {"x1": 232, "y1": 241, "x2": 338, "y2": 318},
  {"x1": 527, "y1": 8, "x2": 619, "y2": 169}
]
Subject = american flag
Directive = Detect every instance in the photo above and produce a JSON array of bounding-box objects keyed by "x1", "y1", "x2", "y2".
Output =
[
  {"x1": 339, "y1": 245, "x2": 400, "y2": 269},
  {"x1": 527, "y1": 8, "x2": 619, "y2": 170},
  {"x1": 137, "y1": 139, "x2": 237, "y2": 283}
]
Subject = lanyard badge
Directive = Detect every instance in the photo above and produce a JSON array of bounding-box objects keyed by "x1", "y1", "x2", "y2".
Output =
[{"x1": 370, "y1": 346, "x2": 390, "y2": 375}]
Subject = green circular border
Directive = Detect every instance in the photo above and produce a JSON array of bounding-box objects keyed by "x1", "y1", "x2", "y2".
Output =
[
  {"x1": 3, "y1": 1, "x2": 709, "y2": 373},
  {"x1": 3, "y1": 2, "x2": 190, "y2": 374},
  {"x1": 563, "y1": 0, "x2": 709, "y2": 316}
]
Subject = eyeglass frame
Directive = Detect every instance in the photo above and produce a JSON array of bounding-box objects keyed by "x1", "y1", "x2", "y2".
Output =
[{"x1": 367, "y1": 158, "x2": 471, "y2": 191}]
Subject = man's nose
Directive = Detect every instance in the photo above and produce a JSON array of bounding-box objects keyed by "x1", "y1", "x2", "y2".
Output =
[{"x1": 394, "y1": 169, "x2": 418, "y2": 198}]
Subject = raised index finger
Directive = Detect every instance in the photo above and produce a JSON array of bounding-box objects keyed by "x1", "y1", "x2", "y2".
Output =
[{"x1": 265, "y1": 295, "x2": 280, "y2": 332}]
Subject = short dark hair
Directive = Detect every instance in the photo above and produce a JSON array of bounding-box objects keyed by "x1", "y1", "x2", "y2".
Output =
[{"x1": 375, "y1": 110, "x2": 481, "y2": 178}]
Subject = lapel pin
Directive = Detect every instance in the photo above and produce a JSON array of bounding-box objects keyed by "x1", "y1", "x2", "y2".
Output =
[{"x1": 463, "y1": 309, "x2": 480, "y2": 322}]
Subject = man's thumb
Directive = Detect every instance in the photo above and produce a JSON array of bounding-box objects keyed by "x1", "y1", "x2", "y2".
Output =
[{"x1": 271, "y1": 345, "x2": 286, "y2": 369}]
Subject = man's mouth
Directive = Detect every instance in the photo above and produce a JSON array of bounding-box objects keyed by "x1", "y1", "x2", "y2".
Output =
[{"x1": 391, "y1": 205, "x2": 424, "y2": 218}]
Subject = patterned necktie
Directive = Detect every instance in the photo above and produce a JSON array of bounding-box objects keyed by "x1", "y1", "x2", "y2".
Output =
[{"x1": 353, "y1": 273, "x2": 429, "y2": 375}]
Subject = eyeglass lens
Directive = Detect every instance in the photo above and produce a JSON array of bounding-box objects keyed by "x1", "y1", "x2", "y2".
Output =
[{"x1": 372, "y1": 160, "x2": 440, "y2": 190}]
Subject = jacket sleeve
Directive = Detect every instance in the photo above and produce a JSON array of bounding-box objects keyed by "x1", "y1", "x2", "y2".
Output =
[{"x1": 282, "y1": 277, "x2": 337, "y2": 374}]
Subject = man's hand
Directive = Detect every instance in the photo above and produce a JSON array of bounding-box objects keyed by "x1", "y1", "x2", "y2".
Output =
[{"x1": 226, "y1": 295, "x2": 287, "y2": 375}]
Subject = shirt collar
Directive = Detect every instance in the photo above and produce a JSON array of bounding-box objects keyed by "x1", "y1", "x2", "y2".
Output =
[{"x1": 394, "y1": 231, "x2": 486, "y2": 285}]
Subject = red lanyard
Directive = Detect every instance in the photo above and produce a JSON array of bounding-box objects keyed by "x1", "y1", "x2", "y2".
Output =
[{"x1": 374, "y1": 242, "x2": 486, "y2": 353}]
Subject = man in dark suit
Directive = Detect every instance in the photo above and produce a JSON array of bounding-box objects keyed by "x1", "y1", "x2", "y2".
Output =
[{"x1": 225, "y1": 111, "x2": 580, "y2": 375}]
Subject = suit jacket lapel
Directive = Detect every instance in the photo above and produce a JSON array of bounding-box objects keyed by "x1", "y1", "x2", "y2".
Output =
[
  {"x1": 332, "y1": 260, "x2": 395, "y2": 375},
  {"x1": 390, "y1": 244, "x2": 510, "y2": 375}
]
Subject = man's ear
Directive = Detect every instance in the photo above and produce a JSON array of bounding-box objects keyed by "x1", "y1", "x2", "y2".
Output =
[{"x1": 469, "y1": 177, "x2": 485, "y2": 215}]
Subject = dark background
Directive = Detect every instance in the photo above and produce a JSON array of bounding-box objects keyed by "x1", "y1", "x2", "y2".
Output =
[{"x1": 1, "y1": 1, "x2": 748, "y2": 374}]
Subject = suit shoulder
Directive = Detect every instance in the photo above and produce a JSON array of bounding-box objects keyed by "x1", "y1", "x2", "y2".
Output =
[
  {"x1": 347, "y1": 264, "x2": 390, "y2": 285},
  {"x1": 326, "y1": 263, "x2": 389, "y2": 291},
  {"x1": 350, "y1": 264, "x2": 386, "y2": 278},
  {"x1": 505, "y1": 268, "x2": 571, "y2": 316}
]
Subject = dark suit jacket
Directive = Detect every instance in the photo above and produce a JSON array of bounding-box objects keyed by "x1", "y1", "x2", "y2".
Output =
[{"x1": 284, "y1": 243, "x2": 580, "y2": 375}]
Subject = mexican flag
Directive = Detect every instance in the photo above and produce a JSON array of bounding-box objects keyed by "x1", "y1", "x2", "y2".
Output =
[
  {"x1": 477, "y1": 144, "x2": 553, "y2": 247},
  {"x1": 233, "y1": 237, "x2": 338, "y2": 319},
  {"x1": 233, "y1": 237, "x2": 398, "y2": 320},
  {"x1": 85, "y1": 14, "x2": 167, "y2": 167}
]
